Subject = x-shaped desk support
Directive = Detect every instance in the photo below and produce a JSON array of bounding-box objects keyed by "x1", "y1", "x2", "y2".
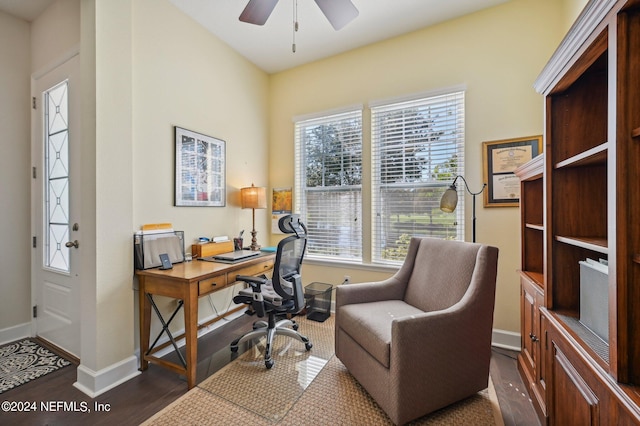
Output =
[{"x1": 146, "y1": 294, "x2": 187, "y2": 369}]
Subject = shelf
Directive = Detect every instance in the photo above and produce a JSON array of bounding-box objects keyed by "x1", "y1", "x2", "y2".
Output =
[
  {"x1": 555, "y1": 142, "x2": 608, "y2": 169},
  {"x1": 526, "y1": 223, "x2": 544, "y2": 231},
  {"x1": 555, "y1": 235, "x2": 608, "y2": 254},
  {"x1": 515, "y1": 154, "x2": 544, "y2": 181},
  {"x1": 521, "y1": 270, "x2": 544, "y2": 287},
  {"x1": 555, "y1": 312, "x2": 610, "y2": 365}
]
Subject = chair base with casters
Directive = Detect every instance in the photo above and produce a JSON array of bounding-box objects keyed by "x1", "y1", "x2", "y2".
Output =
[
  {"x1": 230, "y1": 308, "x2": 312, "y2": 369},
  {"x1": 230, "y1": 214, "x2": 312, "y2": 369}
]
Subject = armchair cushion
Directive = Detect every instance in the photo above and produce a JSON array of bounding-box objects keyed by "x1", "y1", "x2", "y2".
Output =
[{"x1": 339, "y1": 300, "x2": 424, "y2": 368}]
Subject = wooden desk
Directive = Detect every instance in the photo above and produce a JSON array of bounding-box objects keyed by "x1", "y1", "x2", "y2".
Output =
[{"x1": 136, "y1": 253, "x2": 275, "y2": 388}]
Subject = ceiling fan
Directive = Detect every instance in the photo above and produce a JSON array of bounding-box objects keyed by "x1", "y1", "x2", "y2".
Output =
[{"x1": 239, "y1": 0, "x2": 359, "y2": 31}]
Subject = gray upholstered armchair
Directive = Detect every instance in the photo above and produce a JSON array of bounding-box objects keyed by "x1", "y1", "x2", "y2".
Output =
[{"x1": 335, "y1": 237, "x2": 499, "y2": 425}]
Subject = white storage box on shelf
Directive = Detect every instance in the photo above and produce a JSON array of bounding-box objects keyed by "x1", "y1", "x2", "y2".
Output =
[{"x1": 579, "y1": 259, "x2": 609, "y2": 342}]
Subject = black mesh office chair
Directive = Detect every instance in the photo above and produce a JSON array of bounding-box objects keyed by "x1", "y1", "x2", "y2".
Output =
[{"x1": 230, "y1": 214, "x2": 312, "y2": 369}]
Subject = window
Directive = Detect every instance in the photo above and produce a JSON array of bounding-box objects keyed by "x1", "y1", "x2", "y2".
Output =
[
  {"x1": 371, "y1": 90, "x2": 465, "y2": 264},
  {"x1": 294, "y1": 109, "x2": 363, "y2": 261},
  {"x1": 293, "y1": 89, "x2": 465, "y2": 265}
]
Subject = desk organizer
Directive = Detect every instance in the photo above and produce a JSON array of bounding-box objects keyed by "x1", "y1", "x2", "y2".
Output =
[
  {"x1": 191, "y1": 240, "x2": 234, "y2": 258},
  {"x1": 134, "y1": 231, "x2": 185, "y2": 270}
]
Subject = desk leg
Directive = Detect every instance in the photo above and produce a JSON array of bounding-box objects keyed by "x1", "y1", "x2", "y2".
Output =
[
  {"x1": 184, "y1": 284, "x2": 199, "y2": 389},
  {"x1": 139, "y1": 276, "x2": 151, "y2": 371}
]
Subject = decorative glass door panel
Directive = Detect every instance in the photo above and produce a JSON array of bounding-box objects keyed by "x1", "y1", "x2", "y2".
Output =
[{"x1": 44, "y1": 81, "x2": 70, "y2": 273}]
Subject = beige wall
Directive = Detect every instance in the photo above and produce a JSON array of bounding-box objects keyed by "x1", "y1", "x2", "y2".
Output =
[
  {"x1": 31, "y1": 0, "x2": 80, "y2": 73},
  {"x1": 268, "y1": 0, "x2": 572, "y2": 334},
  {"x1": 562, "y1": 0, "x2": 591, "y2": 32},
  {"x1": 130, "y1": 0, "x2": 270, "y2": 344},
  {"x1": 0, "y1": 11, "x2": 31, "y2": 332}
]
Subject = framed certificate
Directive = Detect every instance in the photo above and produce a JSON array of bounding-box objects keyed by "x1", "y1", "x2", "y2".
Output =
[{"x1": 482, "y1": 136, "x2": 542, "y2": 207}]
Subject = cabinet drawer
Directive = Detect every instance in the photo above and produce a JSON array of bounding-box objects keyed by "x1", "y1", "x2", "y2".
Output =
[
  {"x1": 198, "y1": 275, "x2": 227, "y2": 296},
  {"x1": 229, "y1": 260, "x2": 275, "y2": 283}
]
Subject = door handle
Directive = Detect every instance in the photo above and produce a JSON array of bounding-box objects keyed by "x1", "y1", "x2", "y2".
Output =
[{"x1": 65, "y1": 240, "x2": 79, "y2": 249}]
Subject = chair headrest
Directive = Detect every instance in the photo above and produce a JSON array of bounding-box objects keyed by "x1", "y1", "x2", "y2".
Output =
[{"x1": 278, "y1": 214, "x2": 305, "y2": 235}]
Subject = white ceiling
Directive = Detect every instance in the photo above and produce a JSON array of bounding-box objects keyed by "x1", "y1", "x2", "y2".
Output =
[
  {"x1": 0, "y1": 0, "x2": 512, "y2": 74},
  {"x1": 170, "y1": 0, "x2": 511, "y2": 73}
]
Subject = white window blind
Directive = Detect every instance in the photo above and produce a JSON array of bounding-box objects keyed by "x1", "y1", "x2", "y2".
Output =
[
  {"x1": 294, "y1": 109, "x2": 363, "y2": 261},
  {"x1": 371, "y1": 90, "x2": 465, "y2": 264}
]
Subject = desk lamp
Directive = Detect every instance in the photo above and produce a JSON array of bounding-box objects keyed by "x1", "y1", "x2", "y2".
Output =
[
  {"x1": 241, "y1": 184, "x2": 267, "y2": 251},
  {"x1": 440, "y1": 175, "x2": 486, "y2": 243}
]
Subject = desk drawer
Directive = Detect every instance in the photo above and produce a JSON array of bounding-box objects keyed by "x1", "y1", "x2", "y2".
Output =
[
  {"x1": 198, "y1": 275, "x2": 227, "y2": 296},
  {"x1": 229, "y1": 259, "x2": 275, "y2": 283}
]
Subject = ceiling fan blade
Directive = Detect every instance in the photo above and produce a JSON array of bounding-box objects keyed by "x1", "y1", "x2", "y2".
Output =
[
  {"x1": 314, "y1": 0, "x2": 359, "y2": 31},
  {"x1": 239, "y1": 0, "x2": 280, "y2": 26}
]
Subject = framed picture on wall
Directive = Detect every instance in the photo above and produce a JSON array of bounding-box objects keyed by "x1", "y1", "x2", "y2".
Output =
[
  {"x1": 482, "y1": 135, "x2": 542, "y2": 207},
  {"x1": 174, "y1": 126, "x2": 226, "y2": 207},
  {"x1": 271, "y1": 187, "x2": 292, "y2": 234}
]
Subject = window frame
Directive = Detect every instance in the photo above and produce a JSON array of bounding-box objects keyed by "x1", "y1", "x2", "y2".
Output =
[
  {"x1": 370, "y1": 88, "x2": 466, "y2": 265},
  {"x1": 293, "y1": 106, "x2": 364, "y2": 262}
]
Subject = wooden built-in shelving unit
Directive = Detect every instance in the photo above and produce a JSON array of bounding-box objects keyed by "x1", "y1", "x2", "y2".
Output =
[{"x1": 516, "y1": 0, "x2": 640, "y2": 423}]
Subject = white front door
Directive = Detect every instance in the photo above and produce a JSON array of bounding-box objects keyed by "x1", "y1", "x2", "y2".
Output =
[{"x1": 31, "y1": 54, "x2": 81, "y2": 358}]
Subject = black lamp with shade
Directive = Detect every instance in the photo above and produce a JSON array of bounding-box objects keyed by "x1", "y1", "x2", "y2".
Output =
[
  {"x1": 241, "y1": 184, "x2": 267, "y2": 251},
  {"x1": 440, "y1": 175, "x2": 486, "y2": 243}
]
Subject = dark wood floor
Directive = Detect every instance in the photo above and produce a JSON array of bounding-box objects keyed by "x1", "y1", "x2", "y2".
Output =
[{"x1": 0, "y1": 315, "x2": 540, "y2": 425}]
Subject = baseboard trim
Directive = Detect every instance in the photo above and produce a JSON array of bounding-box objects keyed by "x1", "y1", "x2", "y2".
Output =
[
  {"x1": 0, "y1": 322, "x2": 31, "y2": 346},
  {"x1": 491, "y1": 328, "x2": 521, "y2": 352},
  {"x1": 74, "y1": 355, "x2": 140, "y2": 398}
]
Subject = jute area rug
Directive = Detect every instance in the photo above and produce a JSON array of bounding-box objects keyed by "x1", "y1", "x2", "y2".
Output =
[
  {"x1": 143, "y1": 316, "x2": 503, "y2": 425},
  {"x1": 0, "y1": 339, "x2": 71, "y2": 394}
]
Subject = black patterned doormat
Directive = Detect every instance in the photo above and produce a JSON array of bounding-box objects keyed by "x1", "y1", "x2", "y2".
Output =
[{"x1": 0, "y1": 339, "x2": 71, "y2": 393}]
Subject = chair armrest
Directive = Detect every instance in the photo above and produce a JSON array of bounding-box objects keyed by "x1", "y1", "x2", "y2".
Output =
[
  {"x1": 336, "y1": 277, "x2": 405, "y2": 308},
  {"x1": 390, "y1": 300, "x2": 494, "y2": 390},
  {"x1": 236, "y1": 274, "x2": 268, "y2": 290}
]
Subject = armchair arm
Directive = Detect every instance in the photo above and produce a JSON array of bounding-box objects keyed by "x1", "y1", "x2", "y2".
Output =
[
  {"x1": 336, "y1": 237, "x2": 424, "y2": 309},
  {"x1": 336, "y1": 276, "x2": 406, "y2": 308},
  {"x1": 389, "y1": 298, "x2": 495, "y2": 406}
]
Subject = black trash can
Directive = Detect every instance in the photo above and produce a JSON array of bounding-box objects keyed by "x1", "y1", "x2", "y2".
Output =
[{"x1": 304, "y1": 282, "x2": 333, "y2": 322}]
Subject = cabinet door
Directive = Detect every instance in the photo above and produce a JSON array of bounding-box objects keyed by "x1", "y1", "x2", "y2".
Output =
[
  {"x1": 521, "y1": 278, "x2": 538, "y2": 374},
  {"x1": 538, "y1": 309, "x2": 548, "y2": 413},
  {"x1": 550, "y1": 343, "x2": 600, "y2": 426},
  {"x1": 521, "y1": 276, "x2": 547, "y2": 419}
]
